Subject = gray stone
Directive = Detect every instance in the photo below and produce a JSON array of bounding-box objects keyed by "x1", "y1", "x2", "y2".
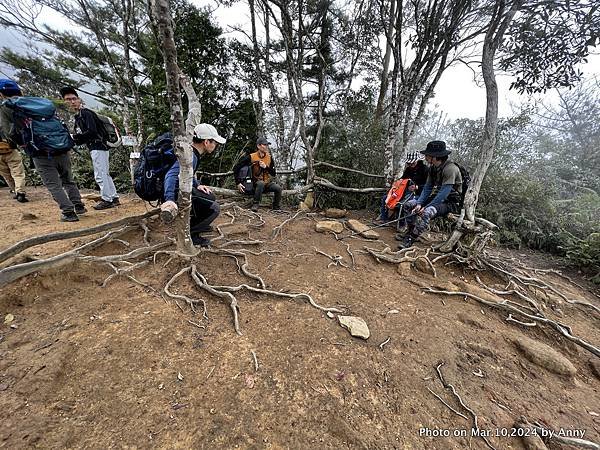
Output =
[
  {"x1": 315, "y1": 221, "x2": 344, "y2": 234},
  {"x1": 338, "y1": 315, "x2": 370, "y2": 339},
  {"x1": 324, "y1": 208, "x2": 347, "y2": 219},
  {"x1": 346, "y1": 219, "x2": 379, "y2": 239},
  {"x1": 514, "y1": 336, "x2": 577, "y2": 377}
]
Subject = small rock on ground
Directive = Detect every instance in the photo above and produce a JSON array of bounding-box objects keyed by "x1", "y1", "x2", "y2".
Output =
[
  {"x1": 324, "y1": 208, "x2": 347, "y2": 219},
  {"x1": 514, "y1": 336, "x2": 577, "y2": 377},
  {"x1": 20, "y1": 213, "x2": 38, "y2": 221},
  {"x1": 346, "y1": 219, "x2": 379, "y2": 239},
  {"x1": 338, "y1": 315, "x2": 370, "y2": 339},
  {"x1": 315, "y1": 220, "x2": 344, "y2": 234}
]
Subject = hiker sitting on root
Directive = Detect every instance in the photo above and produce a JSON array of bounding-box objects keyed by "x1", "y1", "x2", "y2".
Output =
[
  {"x1": 377, "y1": 151, "x2": 428, "y2": 223},
  {"x1": 160, "y1": 123, "x2": 225, "y2": 248},
  {"x1": 397, "y1": 140, "x2": 462, "y2": 249},
  {"x1": 233, "y1": 137, "x2": 281, "y2": 212}
]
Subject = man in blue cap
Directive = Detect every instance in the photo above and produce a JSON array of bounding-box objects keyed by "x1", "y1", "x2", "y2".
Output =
[
  {"x1": 0, "y1": 79, "x2": 28, "y2": 203},
  {"x1": 0, "y1": 79, "x2": 85, "y2": 221},
  {"x1": 397, "y1": 140, "x2": 462, "y2": 249}
]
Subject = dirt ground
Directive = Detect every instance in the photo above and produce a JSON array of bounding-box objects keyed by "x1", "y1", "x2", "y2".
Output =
[{"x1": 1, "y1": 186, "x2": 599, "y2": 449}]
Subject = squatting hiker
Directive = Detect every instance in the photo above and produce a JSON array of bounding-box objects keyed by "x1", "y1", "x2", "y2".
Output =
[
  {"x1": 0, "y1": 80, "x2": 28, "y2": 203},
  {"x1": 60, "y1": 87, "x2": 120, "y2": 210},
  {"x1": 397, "y1": 140, "x2": 462, "y2": 249},
  {"x1": 1, "y1": 80, "x2": 86, "y2": 222},
  {"x1": 378, "y1": 151, "x2": 428, "y2": 223},
  {"x1": 160, "y1": 123, "x2": 225, "y2": 248},
  {"x1": 233, "y1": 137, "x2": 281, "y2": 212}
]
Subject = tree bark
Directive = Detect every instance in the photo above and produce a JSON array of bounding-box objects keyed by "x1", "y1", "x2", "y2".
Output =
[{"x1": 149, "y1": 0, "x2": 195, "y2": 254}]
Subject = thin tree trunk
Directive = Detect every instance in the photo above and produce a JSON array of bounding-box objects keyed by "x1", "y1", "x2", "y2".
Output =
[
  {"x1": 149, "y1": 0, "x2": 194, "y2": 254},
  {"x1": 375, "y1": 0, "x2": 397, "y2": 121},
  {"x1": 249, "y1": 0, "x2": 264, "y2": 134}
]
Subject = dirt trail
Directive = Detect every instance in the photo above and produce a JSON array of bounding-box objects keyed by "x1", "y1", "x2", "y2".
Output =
[{"x1": 1, "y1": 187, "x2": 599, "y2": 449}]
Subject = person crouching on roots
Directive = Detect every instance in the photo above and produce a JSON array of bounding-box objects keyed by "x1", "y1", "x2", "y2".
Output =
[
  {"x1": 398, "y1": 140, "x2": 462, "y2": 249},
  {"x1": 160, "y1": 123, "x2": 225, "y2": 248},
  {"x1": 234, "y1": 137, "x2": 282, "y2": 212}
]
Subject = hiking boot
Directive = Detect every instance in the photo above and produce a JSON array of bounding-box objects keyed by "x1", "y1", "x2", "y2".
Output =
[
  {"x1": 16, "y1": 192, "x2": 29, "y2": 203},
  {"x1": 112, "y1": 198, "x2": 121, "y2": 206},
  {"x1": 93, "y1": 200, "x2": 116, "y2": 210},
  {"x1": 272, "y1": 205, "x2": 282, "y2": 211},
  {"x1": 251, "y1": 203, "x2": 259, "y2": 212},
  {"x1": 398, "y1": 235, "x2": 416, "y2": 249},
  {"x1": 60, "y1": 211, "x2": 79, "y2": 222},
  {"x1": 75, "y1": 204, "x2": 87, "y2": 215},
  {"x1": 192, "y1": 234, "x2": 211, "y2": 248}
]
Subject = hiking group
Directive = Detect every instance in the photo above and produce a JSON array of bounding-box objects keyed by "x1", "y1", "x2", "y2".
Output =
[{"x1": 1, "y1": 77, "x2": 466, "y2": 250}]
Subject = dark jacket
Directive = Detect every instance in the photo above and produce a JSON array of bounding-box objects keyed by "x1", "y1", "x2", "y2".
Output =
[
  {"x1": 73, "y1": 108, "x2": 107, "y2": 151},
  {"x1": 400, "y1": 160, "x2": 428, "y2": 195}
]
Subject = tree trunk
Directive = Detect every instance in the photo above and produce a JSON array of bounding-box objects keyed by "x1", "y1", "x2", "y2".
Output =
[
  {"x1": 442, "y1": 0, "x2": 522, "y2": 252},
  {"x1": 374, "y1": 0, "x2": 397, "y2": 122},
  {"x1": 249, "y1": 0, "x2": 264, "y2": 134},
  {"x1": 149, "y1": 0, "x2": 195, "y2": 254}
]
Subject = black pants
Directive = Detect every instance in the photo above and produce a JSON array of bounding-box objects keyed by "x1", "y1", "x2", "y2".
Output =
[
  {"x1": 190, "y1": 188, "x2": 220, "y2": 234},
  {"x1": 253, "y1": 180, "x2": 282, "y2": 208}
]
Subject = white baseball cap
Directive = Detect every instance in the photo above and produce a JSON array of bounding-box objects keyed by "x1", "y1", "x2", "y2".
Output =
[{"x1": 193, "y1": 123, "x2": 226, "y2": 144}]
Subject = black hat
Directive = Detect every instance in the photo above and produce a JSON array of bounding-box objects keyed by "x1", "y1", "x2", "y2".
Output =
[
  {"x1": 256, "y1": 136, "x2": 271, "y2": 146},
  {"x1": 420, "y1": 140, "x2": 451, "y2": 157}
]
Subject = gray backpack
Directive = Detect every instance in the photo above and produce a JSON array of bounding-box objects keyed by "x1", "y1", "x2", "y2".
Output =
[{"x1": 96, "y1": 114, "x2": 122, "y2": 148}]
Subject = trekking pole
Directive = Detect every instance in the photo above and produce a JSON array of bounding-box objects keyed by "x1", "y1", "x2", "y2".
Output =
[{"x1": 339, "y1": 212, "x2": 416, "y2": 240}]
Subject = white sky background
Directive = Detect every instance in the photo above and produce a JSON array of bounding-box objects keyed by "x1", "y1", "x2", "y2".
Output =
[
  {"x1": 196, "y1": 0, "x2": 600, "y2": 120},
  {"x1": 1, "y1": 0, "x2": 599, "y2": 120}
]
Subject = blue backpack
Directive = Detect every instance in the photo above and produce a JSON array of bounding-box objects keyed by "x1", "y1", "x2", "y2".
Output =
[
  {"x1": 3, "y1": 97, "x2": 74, "y2": 155},
  {"x1": 133, "y1": 133, "x2": 177, "y2": 203}
]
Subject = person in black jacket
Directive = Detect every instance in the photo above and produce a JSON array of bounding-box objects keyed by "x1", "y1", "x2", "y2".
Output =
[
  {"x1": 60, "y1": 87, "x2": 119, "y2": 210},
  {"x1": 378, "y1": 151, "x2": 428, "y2": 222},
  {"x1": 233, "y1": 137, "x2": 282, "y2": 211}
]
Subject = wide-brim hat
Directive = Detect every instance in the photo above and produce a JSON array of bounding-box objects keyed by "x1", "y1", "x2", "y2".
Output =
[{"x1": 420, "y1": 140, "x2": 451, "y2": 157}]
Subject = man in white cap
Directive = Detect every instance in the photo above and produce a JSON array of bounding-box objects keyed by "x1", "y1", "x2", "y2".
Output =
[{"x1": 160, "y1": 123, "x2": 226, "y2": 247}]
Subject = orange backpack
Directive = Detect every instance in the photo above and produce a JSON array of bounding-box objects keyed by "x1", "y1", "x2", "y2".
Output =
[{"x1": 385, "y1": 179, "x2": 409, "y2": 209}]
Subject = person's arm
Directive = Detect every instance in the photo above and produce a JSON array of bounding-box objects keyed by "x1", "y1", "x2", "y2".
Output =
[
  {"x1": 416, "y1": 183, "x2": 433, "y2": 204},
  {"x1": 72, "y1": 109, "x2": 100, "y2": 145},
  {"x1": 267, "y1": 156, "x2": 276, "y2": 176},
  {"x1": 163, "y1": 160, "x2": 180, "y2": 202},
  {"x1": 427, "y1": 184, "x2": 453, "y2": 207},
  {"x1": 233, "y1": 154, "x2": 251, "y2": 183}
]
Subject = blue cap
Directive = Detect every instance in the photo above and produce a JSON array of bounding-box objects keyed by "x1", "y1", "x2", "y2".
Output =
[{"x1": 0, "y1": 79, "x2": 20, "y2": 92}]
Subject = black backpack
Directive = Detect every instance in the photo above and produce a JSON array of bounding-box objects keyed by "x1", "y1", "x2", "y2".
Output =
[
  {"x1": 453, "y1": 162, "x2": 471, "y2": 207},
  {"x1": 237, "y1": 164, "x2": 254, "y2": 194},
  {"x1": 133, "y1": 133, "x2": 177, "y2": 203}
]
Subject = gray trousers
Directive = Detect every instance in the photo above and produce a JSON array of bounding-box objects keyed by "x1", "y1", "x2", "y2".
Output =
[
  {"x1": 32, "y1": 152, "x2": 83, "y2": 213},
  {"x1": 91, "y1": 149, "x2": 118, "y2": 201}
]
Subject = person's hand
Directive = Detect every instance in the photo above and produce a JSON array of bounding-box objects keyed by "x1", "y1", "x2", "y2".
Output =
[
  {"x1": 258, "y1": 161, "x2": 267, "y2": 169},
  {"x1": 412, "y1": 204, "x2": 424, "y2": 216},
  {"x1": 237, "y1": 183, "x2": 245, "y2": 193},
  {"x1": 198, "y1": 185, "x2": 212, "y2": 195},
  {"x1": 408, "y1": 184, "x2": 417, "y2": 192}
]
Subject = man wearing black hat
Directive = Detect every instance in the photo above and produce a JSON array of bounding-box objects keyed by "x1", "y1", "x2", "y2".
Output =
[
  {"x1": 398, "y1": 140, "x2": 462, "y2": 249},
  {"x1": 234, "y1": 137, "x2": 282, "y2": 211}
]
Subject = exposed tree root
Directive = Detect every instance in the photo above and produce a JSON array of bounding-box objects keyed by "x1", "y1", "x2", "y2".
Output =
[
  {"x1": 423, "y1": 288, "x2": 600, "y2": 358},
  {"x1": 0, "y1": 210, "x2": 159, "y2": 264}
]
